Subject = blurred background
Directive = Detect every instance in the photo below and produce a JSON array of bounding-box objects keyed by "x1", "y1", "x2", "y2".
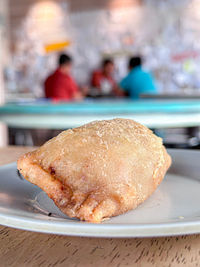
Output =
[{"x1": 1, "y1": 0, "x2": 200, "y2": 148}]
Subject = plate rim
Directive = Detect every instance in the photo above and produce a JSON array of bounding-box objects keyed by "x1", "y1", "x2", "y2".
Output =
[
  {"x1": 1, "y1": 149, "x2": 200, "y2": 238},
  {"x1": 1, "y1": 212, "x2": 200, "y2": 237}
]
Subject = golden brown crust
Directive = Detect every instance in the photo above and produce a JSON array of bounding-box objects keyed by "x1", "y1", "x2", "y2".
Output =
[{"x1": 17, "y1": 118, "x2": 171, "y2": 223}]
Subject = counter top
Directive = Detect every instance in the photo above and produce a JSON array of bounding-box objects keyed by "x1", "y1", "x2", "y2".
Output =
[
  {"x1": 1, "y1": 99, "x2": 200, "y2": 114},
  {"x1": 1, "y1": 99, "x2": 200, "y2": 129}
]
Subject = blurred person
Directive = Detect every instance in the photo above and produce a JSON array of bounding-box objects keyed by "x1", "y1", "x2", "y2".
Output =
[
  {"x1": 120, "y1": 56, "x2": 157, "y2": 99},
  {"x1": 44, "y1": 53, "x2": 82, "y2": 101},
  {"x1": 91, "y1": 58, "x2": 118, "y2": 96}
]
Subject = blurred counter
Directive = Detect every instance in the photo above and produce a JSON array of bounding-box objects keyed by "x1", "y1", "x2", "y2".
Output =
[
  {"x1": 0, "y1": 99, "x2": 200, "y2": 129},
  {"x1": 141, "y1": 93, "x2": 200, "y2": 99}
]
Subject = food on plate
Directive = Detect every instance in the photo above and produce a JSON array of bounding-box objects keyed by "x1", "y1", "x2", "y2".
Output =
[{"x1": 17, "y1": 118, "x2": 171, "y2": 223}]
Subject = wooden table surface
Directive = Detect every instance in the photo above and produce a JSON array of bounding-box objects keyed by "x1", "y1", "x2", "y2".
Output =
[{"x1": 0, "y1": 146, "x2": 200, "y2": 267}]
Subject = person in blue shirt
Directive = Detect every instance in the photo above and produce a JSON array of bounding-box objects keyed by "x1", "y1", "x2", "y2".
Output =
[{"x1": 120, "y1": 56, "x2": 157, "y2": 99}]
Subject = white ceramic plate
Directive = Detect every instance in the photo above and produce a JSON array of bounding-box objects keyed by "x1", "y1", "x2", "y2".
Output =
[{"x1": 0, "y1": 149, "x2": 200, "y2": 238}]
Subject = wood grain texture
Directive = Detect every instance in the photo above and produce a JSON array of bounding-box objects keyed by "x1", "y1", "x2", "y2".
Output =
[
  {"x1": 0, "y1": 146, "x2": 200, "y2": 267},
  {"x1": 0, "y1": 146, "x2": 35, "y2": 166}
]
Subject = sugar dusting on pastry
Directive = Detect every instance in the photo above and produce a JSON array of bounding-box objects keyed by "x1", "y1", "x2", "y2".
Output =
[{"x1": 17, "y1": 118, "x2": 171, "y2": 223}]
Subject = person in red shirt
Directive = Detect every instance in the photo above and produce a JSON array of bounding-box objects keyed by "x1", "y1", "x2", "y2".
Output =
[
  {"x1": 44, "y1": 54, "x2": 82, "y2": 101},
  {"x1": 91, "y1": 58, "x2": 118, "y2": 97}
]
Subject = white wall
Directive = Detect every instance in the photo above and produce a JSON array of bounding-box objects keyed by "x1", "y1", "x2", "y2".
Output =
[{"x1": 5, "y1": 0, "x2": 200, "y2": 96}]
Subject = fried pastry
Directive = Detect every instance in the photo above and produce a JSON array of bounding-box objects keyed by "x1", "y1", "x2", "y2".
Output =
[{"x1": 18, "y1": 118, "x2": 171, "y2": 223}]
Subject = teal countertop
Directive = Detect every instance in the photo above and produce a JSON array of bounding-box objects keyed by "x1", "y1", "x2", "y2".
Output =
[{"x1": 1, "y1": 99, "x2": 200, "y2": 114}]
